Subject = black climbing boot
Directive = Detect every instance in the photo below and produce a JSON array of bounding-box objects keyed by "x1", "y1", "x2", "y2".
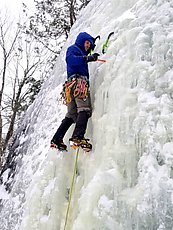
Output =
[
  {"x1": 50, "y1": 139, "x2": 67, "y2": 151},
  {"x1": 69, "y1": 137, "x2": 92, "y2": 152}
]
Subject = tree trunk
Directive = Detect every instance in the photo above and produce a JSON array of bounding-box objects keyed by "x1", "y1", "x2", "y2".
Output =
[
  {"x1": 0, "y1": 56, "x2": 7, "y2": 169},
  {"x1": 69, "y1": 0, "x2": 76, "y2": 27},
  {"x1": 3, "y1": 79, "x2": 25, "y2": 152}
]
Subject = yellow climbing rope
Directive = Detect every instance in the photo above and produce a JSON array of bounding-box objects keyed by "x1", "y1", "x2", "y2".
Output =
[{"x1": 63, "y1": 147, "x2": 80, "y2": 230}]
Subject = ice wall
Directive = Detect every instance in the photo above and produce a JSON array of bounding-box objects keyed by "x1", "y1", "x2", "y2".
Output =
[{"x1": 1, "y1": 0, "x2": 173, "y2": 229}]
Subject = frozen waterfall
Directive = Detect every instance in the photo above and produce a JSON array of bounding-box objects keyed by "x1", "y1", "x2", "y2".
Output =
[{"x1": 1, "y1": 0, "x2": 173, "y2": 229}]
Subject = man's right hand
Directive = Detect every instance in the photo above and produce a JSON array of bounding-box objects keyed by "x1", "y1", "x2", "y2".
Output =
[{"x1": 84, "y1": 53, "x2": 100, "y2": 62}]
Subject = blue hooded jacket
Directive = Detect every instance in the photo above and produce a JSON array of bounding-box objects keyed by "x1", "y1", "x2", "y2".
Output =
[{"x1": 66, "y1": 32, "x2": 95, "y2": 79}]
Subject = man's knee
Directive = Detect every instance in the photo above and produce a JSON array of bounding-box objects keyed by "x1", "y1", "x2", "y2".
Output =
[
  {"x1": 76, "y1": 96, "x2": 92, "y2": 117},
  {"x1": 86, "y1": 109, "x2": 92, "y2": 118},
  {"x1": 66, "y1": 113, "x2": 77, "y2": 122},
  {"x1": 66, "y1": 100, "x2": 78, "y2": 122},
  {"x1": 77, "y1": 108, "x2": 92, "y2": 118}
]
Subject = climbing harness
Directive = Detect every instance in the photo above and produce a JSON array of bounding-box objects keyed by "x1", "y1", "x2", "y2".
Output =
[
  {"x1": 63, "y1": 147, "x2": 80, "y2": 230},
  {"x1": 73, "y1": 78, "x2": 88, "y2": 99},
  {"x1": 61, "y1": 77, "x2": 89, "y2": 104}
]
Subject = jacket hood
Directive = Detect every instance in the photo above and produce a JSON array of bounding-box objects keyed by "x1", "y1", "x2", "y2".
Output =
[{"x1": 75, "y1": 32, "x2": 95, "y2": 53}]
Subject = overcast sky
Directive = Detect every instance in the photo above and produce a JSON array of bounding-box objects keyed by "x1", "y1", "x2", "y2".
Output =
[{"x1": 1, "y1": 0, "x2": 34, "y2": 17}]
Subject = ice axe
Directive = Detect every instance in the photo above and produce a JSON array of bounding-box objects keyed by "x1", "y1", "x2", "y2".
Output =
[
  {"x1": 97, "y1": 58, "x2": 107, "y2": 62},
  {"x1": 102, "y1": 32, "x2": 114, "y2": 54},
  {"x1": 97, "y1": 32, "x2": 115, "y2": 62}
]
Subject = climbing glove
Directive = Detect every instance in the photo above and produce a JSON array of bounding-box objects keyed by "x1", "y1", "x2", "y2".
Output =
[{"x1": 84, "y1": 53, "x2": 100, "y2": 62}]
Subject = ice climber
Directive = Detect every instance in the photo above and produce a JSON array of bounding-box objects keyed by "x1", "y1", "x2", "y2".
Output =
[{"x1": 51, "y1": 32, "x2": 100, "y2": 152}]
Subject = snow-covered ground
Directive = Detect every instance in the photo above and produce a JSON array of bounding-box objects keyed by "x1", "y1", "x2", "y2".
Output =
[{"x1": 1, "y1": 0, "x2": 173, "y2": 229}]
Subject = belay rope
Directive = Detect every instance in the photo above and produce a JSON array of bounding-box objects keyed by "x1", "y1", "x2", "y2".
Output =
[{"x1": 63, "y1": 147, "x2": 80, "y2": 230}]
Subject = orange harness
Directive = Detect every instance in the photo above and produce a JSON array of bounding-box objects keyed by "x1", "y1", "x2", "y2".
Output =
[
  {"x1": 73, "y1": 79, "x2": 88, "y2": 99},
  {"x1": 61, "y1": 78, "x2": 89, "y2": 104}
]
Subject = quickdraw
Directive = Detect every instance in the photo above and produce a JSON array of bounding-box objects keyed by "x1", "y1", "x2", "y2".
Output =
[
  {"x1": 64, "y1": 87, "x2": 71, "y2": 104},
  {"x1": 61, "y1": 79, "x2": 76, "y2": 105}
]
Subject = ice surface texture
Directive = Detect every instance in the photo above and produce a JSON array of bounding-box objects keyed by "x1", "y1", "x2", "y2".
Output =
[{"x1": 1, "y1": 0, "x2": 173, "y2": 229}]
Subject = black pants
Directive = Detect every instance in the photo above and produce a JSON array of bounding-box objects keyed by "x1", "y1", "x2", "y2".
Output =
[{"x1": 51, "y1": 80, "x2": 92, "y2": 144}]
